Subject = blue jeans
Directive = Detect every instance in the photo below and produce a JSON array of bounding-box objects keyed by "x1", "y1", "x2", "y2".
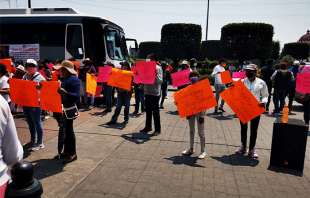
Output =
[
  {"x1": 134, "y1": 86, "x2": 145, "y2": 113},
  {"x1": 111, "y1": 92, "x2": 131, "y2": 122},
  {"x1": 104, "y1": 84, "x2": 113, "y2": 110},
  {"x1": 23, "y1": 107, "x2": 44, "y2": 144}
]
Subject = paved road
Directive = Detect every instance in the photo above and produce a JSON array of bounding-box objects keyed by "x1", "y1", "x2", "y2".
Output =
[{"x1": 15, "y1": 92, "x2": 310, "y2": 198}]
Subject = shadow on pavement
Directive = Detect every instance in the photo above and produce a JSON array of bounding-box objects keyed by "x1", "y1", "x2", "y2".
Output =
[
  {"x1": 31, "y1": 158, "x2": 65, "y2": 180},
  {"x1": 99, "y1": 122, "x2": 127, "y2": 130},
  {"x1": 268, "y1": 166, "x2": 303, "y2": 177},
  {"x1": 165, "y1": 156, "x2": 205, "y2": 168},
  {"x1": 121, "y1": 132, "x2": 153, "y2": 144},
  {"x1": 211, "y1": 154, "x2": 259, "y2": 167},
  {"x1": 166, "y1": 111, "x2": 178, "y2": 116},
  {"x1": 292, "y1": 104, "x2": 304, "y2": 112},
  {"x1": 206, "y1": 113, "x2": 236, "y2": 121}
]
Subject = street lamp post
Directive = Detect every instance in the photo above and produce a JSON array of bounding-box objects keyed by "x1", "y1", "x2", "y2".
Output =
[
  {"x1": 206, "y1": 0, "x2": 210, "y2": 41},
  {"x1": 28, "y1": 0, "x2": 31, "y2": 8}
]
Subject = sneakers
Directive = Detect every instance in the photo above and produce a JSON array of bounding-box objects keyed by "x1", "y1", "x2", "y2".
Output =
[
  {"x1": 248, "y1": 149, "x2": 259, "y2": 159},
  {"x1": 182, "y1": 148, "x2": 194, "y2": 156},
  {"x1": 198, "y1": 152, "x2": 207, "y2": 159},
  {"x1": 31, "y1": 143, "x2": 45, "y2": 151},
  {"x1": 235, "y1": 146, "x2": 246, "y2": 155},
  {"x1": 106, "y1": 120, "x2": 116, "y2": 125}
]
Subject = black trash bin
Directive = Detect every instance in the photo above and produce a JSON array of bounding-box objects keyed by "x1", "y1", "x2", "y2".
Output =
[{"x1": 6, "y1": 161, "x2": 43, "y2": 198}]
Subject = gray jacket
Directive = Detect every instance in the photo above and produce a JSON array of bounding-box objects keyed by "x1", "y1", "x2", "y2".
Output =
[{"x1": 144, "y1": 65, "x2": 163, "y2": 96}]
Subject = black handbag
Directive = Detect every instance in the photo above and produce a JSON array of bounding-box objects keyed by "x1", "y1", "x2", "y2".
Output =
[{"x1": 63, "y1": 104, "x2": 79, "y2": 120}]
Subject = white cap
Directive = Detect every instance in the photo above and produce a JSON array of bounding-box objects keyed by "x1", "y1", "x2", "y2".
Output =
[
  {"x1": 16, "y1": 65, "x2": 25, "y2": 72},
  {"x1": 293, "y1": 60, "x2": 300, "y2": 65},
  {"x1": 25, "y1": 59, "x2": 38, "y2": 67}
]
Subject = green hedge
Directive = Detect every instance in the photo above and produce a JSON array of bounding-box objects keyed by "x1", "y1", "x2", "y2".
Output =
[
  {"x1": 161, "y1": 23, "x2": 202, "y2": 61},
  {"x1": 138, "y1": 41, "x2": 162, "y2": 59},
  {"x1": 200, "y1": 40, "x2": 224, "y2": 60},
  {"x1": 221, "y1": 23, "x2": 274, "y2": 61},
  {"x1": 281, "y1": 42, "x2": 310, "y2": 59}
]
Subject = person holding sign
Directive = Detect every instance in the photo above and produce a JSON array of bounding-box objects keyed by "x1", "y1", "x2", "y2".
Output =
[
  {"x1": 211, "y1": 59, "x2": 227, "y2": 113},
  {"x1": 106, "y1": 62, "x2": 133, "y2": 125},
  {"x1": 181, "y1": 71, "x2": 207, "y2": 159},
  {"x1": 140, "y1": 54, "x2": 163, "y2": 135},
  {"x1": 54, "y1": 60, "x2": 80, "y2": 164},
  {"x1": 22, "y1": 59, "x2": 46, "y2": 151},
  {"x1": 236, "y1": 64, "x2": 268, "y2": 159}
]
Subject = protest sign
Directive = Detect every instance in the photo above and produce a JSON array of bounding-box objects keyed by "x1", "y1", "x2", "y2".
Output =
[
  {"x1": 0, "y1": 58, "x2": 14, "y2": 73},
  {"x1": 133, "y1": 61, "x2": 156, "y2": 84},
  {"x1": 171, "y1": 69, "x2": 191, "y2": 87},
  {"x1": 10, "y1": 79, "x2": 39, "y2": 107},
  {"x1": 220, "y1": 81, "x2": 265, "y2": 124},
  {"x1": 296, "y1": 73, "x2": 310, "y2": 94},
  {"x1": 108, "y1": 68, "x2": 133, "y2": 91},
  {"x1": 95, "y1": 85, "x2": 103, "y2": 97},
  {"x1": 174, "y1": 79, "x2": 217, "y2": 118},
  {"x1": 220, "y1": 71, "x2": 233, "y2": 84},
  {"x1": 232, "y1": 71, "x2": 246, "y2": 79},
  {"x1": 40, "y1": 81, "x2": 62, "y2": 113},
  {"x1": 97, "y1": 66, "x2": 112, "y2": 83},
  {"x1": 86, "y1": 73, "x2": 97, "y2": 95},
  {"x1": 51, "y1": 71, "x2": 59, "y2": 81}
]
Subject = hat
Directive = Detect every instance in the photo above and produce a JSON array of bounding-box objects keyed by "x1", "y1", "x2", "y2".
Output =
[
  {"x1": 244, "y1": 64, "x2": 258, "y2": 71},
  {"x1": 82, "y1": 58, "x2": 92, "y2": 64},
  {"x1": 293, "y1": 60, "x2": 300, "y2": 65},
  {"x1": 181, "y1": 60, "x2": 190, "y2": 66},
  {"x1": 16, "y1": 65, "x2": 25, "y2": 72},
  {"x1": 25, "y1": 59, "x2": 38, "y2": 67},
  {"x1": 55, "y1": 60, "x2": 77, "y2": 75}
]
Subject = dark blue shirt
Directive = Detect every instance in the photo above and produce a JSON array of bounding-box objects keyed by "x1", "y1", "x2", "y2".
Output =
[{"x1": 61, "y1": 75, "x2": 80, "y2": 107}]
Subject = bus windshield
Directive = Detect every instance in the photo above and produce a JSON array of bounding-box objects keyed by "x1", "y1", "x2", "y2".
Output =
[{"x1": 105, "y1": 29, "x2": 127, "y2": 61}]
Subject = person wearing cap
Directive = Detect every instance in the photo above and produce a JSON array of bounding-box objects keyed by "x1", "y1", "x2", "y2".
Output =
[
  {"x1": 271, "y1": 60, "x2": 294, "y2": 115},
  {"x1": 106, "y1": 62, "x2": 132, "y2": 125},
  {"x1": 0, "y1": 64, "x2": 10, "y2": 104},
  {"x1": 23, "y1": 59, "x2": 46, "y2": 151},
  {"x1": 79, "y1": 58, "x2": 96, "y2": 109},
  {"x1": 211, "y1": 58, "x2": 227, "y2": 114},
  {"x1": 12, "y1": 65, "x2": 26, "y2": 79},
  {"x1": 236, "y1": 64, "x2": 268, "y2": 159},
  {"x1": 140, "y1": 54, "x2": 163, "y2": 136},
  {"x1": 55, "y1": 60, "x2": 80, "y2": 164}
]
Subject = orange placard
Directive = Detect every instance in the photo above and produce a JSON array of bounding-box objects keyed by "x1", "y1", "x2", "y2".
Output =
[
  {"x1": 220, "y1": 80, "x2": 265, "y2": 124},
  {"x1": 40, "y1": 81, "x2": 62, "y2": 113},
  {"x1": 10, "y1": 79, "x2": 39, "y2": 107},
  {"x1": 51, "y1": 71, "x2": 59, "y2": 81},
  {"x1": 107, "y1": 68, "x2": 133, "y2": 91},
  {"x1": 174, "y1": 79, "x2": 217, "y2": 118},
  {"x1": 0, "y1": 58, "x2": 14, "y2": 73},
  {"x1": 220, "y1": 71, "x2": 232, "y2": 84},
  {"x1": 86, "y1": 73, "x2": 97, "y2": 95}
]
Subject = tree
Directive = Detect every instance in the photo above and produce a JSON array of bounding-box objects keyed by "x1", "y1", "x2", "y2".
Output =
[
  {"x1": 221, "y1": 23, "x2": 274, "y2": 61},
  {"x1": 281, "y1": 42, "x2": 310, "y2": 60},
  {"x1": 200, "y1": 40, "x2": 224, "y2": 60},
  {"x1": 138, "y1": 41, "x2": 162, "y2": 59},
  {"x1": 161, "y1": 23, "x2": 202, "y2": 61},
  {"x1": 271, "y1": 41, "x2": 280, "y2": 60}
]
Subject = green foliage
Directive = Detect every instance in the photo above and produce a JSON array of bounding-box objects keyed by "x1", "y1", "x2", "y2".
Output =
[
  {"x1": 271, "y1": 41, "x2": 280, "y2": 60},
  {"x1": 138, "y1": 41, "x2": 162, "y2": 59},
  {"x1": 281, "y1": 42, "x2": 310, "y2": 60},
  {"x1": 200, "y1": 40, "x2": 224, "y2": 60},
  {"x1": 161, "y1": 23, "x2": 202, "y2": 61},
  {"x1": 221, "y1": 23, "x2": 274, "y2": 61}
]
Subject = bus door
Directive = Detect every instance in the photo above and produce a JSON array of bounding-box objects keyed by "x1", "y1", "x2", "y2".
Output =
[{"x1": 65, "y1": 24, "x2": 85, "y2": 60}]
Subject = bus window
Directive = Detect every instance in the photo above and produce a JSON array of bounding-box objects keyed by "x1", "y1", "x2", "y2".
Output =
[
  {"x1": 105, "y1": 30, "x2": 125, "y2": 61},
  {"x1": 66, "y1": 24, "x2": 84, "y2": 59}
]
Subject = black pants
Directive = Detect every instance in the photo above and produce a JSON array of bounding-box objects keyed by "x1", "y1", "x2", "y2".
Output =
[
  {"x1": 265, "y1": 85, "x2": 272, "y2": 111},
  {"x1": 53, "y1": 113, "x2": 65, "y2": 155},
  {"x1": 63, "y1": 119, "x2": 76, "y2": 156},
  {"x1": 288, "y1": 89, "x2": 295, "y2": 112},
  {"x1": 145, "y1": 95, "x2": 161, "y2": 132},
  {"x1": 273, "y1": 90, "x2": 287, "y2": 113},
  {"x1": 303, "y1": 100, "x2": 310, "y2": 125},
  {"x1": 160, "y1": 82, "x2": 168, "y2": 107},
  {"x1": 240, "y1": 116, "x2": 260, "y2": 150}
]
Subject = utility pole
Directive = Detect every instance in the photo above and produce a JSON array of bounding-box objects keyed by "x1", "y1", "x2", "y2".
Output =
[
  {"x1": 206, "y1": 0, "x2": 210, "y2": 41},
  {"x1": 28, "y1": 0, "x2": 31, "y2": 8}
]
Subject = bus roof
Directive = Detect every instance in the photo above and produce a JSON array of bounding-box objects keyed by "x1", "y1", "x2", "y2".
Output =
[{"x1": 0, "y1": 8, "x2": 123, "y2": 31}]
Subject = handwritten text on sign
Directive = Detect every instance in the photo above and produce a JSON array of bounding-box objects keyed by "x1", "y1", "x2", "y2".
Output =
[{"x1": 174, "y1": 79, "x2": 217, "y2": 118}]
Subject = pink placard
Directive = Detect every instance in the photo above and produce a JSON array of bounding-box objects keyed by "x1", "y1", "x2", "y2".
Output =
[
  {"x1": 296, "y1": 73, "x2": 310, "y2": 94},
  {"x1": 97, "y1": 66, "x2": 112, "y2": 83},
  {"x1": 133, "y1": 61, "x2": 156, "y2": 84},
  {"x1": 171, "y1": 69, "x2": 191, "y2": 87},
  {"x1": 232, "y1": 71, "x2": 246, "y2": 79}
]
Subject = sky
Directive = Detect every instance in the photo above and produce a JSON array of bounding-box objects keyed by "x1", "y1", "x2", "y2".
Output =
[{"x1": 0, "y1": 0, "x2": 309, "y2": 47}]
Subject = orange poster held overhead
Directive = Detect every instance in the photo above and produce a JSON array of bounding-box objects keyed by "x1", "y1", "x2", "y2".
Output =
[
  {"x1": 40, "y1": 81, "x2": 62, "y2": 113},
  {"x1": 220, "y1": 80, "x2": 265, "y2": 124},
  {"x1": 107, "y1": 68, "x2": 133, "y2": 91},
  {"x1": 220, "y1": 71, "x2": 232, "y2": 84},
  {"x1": 174, "y1": 79, "x2": 217, "y2": 118},
  {"x1": 86, "y1": 73, "x2": 97, "y2": 95},
  {"x1": 10, "y1": 79, "x2": 39, "y2": 107},
  {"x1": 0, "y1": 58, "x2": 14, "y2": 73}
]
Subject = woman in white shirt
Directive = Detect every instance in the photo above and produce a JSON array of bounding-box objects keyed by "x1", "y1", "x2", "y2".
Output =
[
  {"x1": 0, "y1": 95, "x2": 23, "y2": 197},
  {"x1": 0, "y1": 64, "x2": 10, "y2": 104},
  {"x1": 235, "y1": 64, "x2": 268, "y2": 159}
]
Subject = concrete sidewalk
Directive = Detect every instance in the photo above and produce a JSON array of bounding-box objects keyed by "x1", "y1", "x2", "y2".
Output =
[{"x1": 15, "y1": 94, "x2": 310, "y2": 198}]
